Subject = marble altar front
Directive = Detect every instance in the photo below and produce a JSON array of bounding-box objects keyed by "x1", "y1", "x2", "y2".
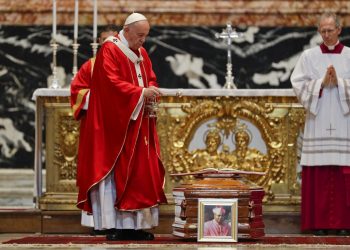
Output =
[{"x1": 33, "y1": 88, "x2": 304, "y2": 212}]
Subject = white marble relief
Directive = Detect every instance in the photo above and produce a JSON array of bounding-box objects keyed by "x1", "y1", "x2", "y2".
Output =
[
  {"x1": 0, "y1": 118, "x2": 32, "y2": 159},
  {"x1": 166, "y1": 54, "x2": 221, "y2": 89}
]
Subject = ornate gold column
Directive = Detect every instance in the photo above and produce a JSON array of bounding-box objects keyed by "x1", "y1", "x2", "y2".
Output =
[{"x1": 39, "y1": 101, "x2": 79, "y2": 210}]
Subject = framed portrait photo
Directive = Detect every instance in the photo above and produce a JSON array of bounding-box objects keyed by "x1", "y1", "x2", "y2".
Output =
[{"x1": 197, "y1": 198, "x2": 238, "y2": 242}]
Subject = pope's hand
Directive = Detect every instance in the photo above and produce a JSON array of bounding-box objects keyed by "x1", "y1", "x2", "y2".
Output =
[{"x1": 144, "y1": 86, "x2": 162, "y2": 99}]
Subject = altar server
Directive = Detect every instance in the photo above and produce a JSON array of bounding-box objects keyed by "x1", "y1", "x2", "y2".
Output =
[
  {"x1": 75, "y1": 13, "x2": 167, "y2": 241},
  {"x1": 291, "y1": 12, "x2": 350, "y2": 236}
]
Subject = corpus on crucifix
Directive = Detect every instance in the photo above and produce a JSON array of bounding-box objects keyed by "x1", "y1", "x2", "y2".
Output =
[{"x1": 215, "y1": 23, "x2": 243, "y2": 89}]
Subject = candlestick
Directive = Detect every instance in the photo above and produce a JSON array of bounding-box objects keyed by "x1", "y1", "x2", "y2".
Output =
[
  {"x1": 91, "y1": 42, "x2": 99, "y2": 57},
  {"x1": 74, "y1": 0, "x2": 79, "y2": 40},
  {"x1": 52, "y1": 0, "x2": 57, "y2": 40},
  {"x1": 93, "y1": 0, "x2": 97, "y2": 40},
  {"x1": 50, "y1": 41, "x2": 60, "y2": 89},
  {"x1": 72, "y1": 40, "x2": 80, "y2": 78}
]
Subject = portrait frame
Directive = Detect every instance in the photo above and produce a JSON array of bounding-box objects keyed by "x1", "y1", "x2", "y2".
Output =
[{"x1": 197, "y1": 198, "x2": 238, "y2": 242}]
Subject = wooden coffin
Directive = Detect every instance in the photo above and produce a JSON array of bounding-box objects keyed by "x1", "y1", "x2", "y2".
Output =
[{"x1": 172, "y1": 173, "x2": 265, "y2": 239}]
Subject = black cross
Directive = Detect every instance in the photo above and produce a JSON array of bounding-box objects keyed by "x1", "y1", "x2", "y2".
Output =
[
  {"x1": 326, "y1": 123, "x2": 336, "y2": 135},
  {"x1": 138, "y1": 74, "x2": 142, "y2": 79}
]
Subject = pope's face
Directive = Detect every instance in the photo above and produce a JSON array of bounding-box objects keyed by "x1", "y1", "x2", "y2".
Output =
[
  {"x1": 318, "y1": 17, "x2": 341, "y2": 46},
  {"x1": 124, "y1": 20, "x2": 150, "y2": 50}
]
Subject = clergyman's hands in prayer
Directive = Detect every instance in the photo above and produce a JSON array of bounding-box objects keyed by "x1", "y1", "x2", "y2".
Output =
[
  {"x1": 144, "y1": 86, "x2": 162, "y2": 99},
  {"x1": 322, "y1": 65, "x2": 338, "y2": 88}
]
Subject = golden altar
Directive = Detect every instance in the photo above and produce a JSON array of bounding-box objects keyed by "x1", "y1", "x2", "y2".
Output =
[{"x1": 32, "y1": 88, "x2": 304, "y2": 212}]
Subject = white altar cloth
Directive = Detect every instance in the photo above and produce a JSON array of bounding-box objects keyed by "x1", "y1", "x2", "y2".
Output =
[{"x1": 32, "y1": 88, "x2": 296, "y2": 100}]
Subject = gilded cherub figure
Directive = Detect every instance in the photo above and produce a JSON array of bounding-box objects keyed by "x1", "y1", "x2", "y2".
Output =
[
  {"x1": 231, "y1": 124, "x2": 267, "y2": 173},
  {"x1": 191, "y1": 129, "x2": 231, "y2": 170}
]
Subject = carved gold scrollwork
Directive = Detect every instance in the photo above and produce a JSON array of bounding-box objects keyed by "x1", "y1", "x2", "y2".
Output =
[
  {"x1": 167, "y1": 97, "x2": 289, "y2": 200},
  {"x1": 286, "y1": 108, "x2": 305, "y2": 196},
  {"x1": 54, "y1": 114, "x2": 79, "y2": 181}
]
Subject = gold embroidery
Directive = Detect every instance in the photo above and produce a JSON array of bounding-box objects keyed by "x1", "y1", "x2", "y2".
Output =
[
  {"x1": 144, "y1": 136, "x2": 148, "y2": 146},
  {"x1": 90, "y1": 57, "x2": 96, "y2": 77},
  {"x1": 72, "y1": 88, "x2": 89, "y2": 116}
]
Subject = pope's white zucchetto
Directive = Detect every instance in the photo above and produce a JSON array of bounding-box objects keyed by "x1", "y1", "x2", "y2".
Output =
[{"x1": 124, "y1": 13, "x2": 147, "y2": 26}]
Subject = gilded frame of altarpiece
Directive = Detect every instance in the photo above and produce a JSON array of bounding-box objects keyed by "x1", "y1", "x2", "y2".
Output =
[{"x1": 35, "y1": 89, "x2": 305, "y2": 212}]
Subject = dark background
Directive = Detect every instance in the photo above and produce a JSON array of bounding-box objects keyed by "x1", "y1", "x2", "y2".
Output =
[{"x1": 0, "y1": 25, "x2": 349, "y2": 168}]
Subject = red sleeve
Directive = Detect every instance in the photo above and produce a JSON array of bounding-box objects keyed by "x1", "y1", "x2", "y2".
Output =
[
  {"x1": 88, "y1": 42, "x2": 145, "y2": 160},
  {"x1": 70, "y1": 59, "x2": 93, "y2": 120}
]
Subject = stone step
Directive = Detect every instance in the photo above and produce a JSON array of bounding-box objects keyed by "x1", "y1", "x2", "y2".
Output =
[
  {"x1": 0, "y1": 169, "x2": 34, "y2": 188},
  {"x1": 0, "y1": 169, "x2": 45, "y2": 207},
  {"x1": 0, "y1": 169, "x2": 301, "y2": 234}
]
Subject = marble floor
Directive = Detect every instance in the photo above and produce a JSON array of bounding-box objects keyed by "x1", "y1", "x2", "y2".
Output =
[
  {"x1": 1, "y1": 234, "x2": 350, "y2": 250},
  {"x1": 1, "y1": 170, "x2": 349, "y2": 249}
]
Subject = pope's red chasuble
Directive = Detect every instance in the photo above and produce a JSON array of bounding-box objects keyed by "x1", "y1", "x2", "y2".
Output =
[{"x1": 76, "y1": 37, "x2": 167, "y2": 213}]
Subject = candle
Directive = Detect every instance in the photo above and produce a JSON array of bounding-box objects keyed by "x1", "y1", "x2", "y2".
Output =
[
  {"x1": 74, "y1": 0, "x2": 79, "y2": 40},
  {"x1": 52, "y1": 0, "x2": 57, "y2": 40},
  {"x1": 93, "y1": 0, "x2": 97, "y2": 40}
]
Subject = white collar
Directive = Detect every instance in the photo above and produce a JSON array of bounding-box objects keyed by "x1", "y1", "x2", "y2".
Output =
[
  {"x1": 326, "y1": 40, "x2": 339, "y2": 50},
  {"x1": 119, "y1": 30, "x2": 129, "y2": 48},
  {"x1": 105, "y1": 34, "x2": 143, "y2": 64}
]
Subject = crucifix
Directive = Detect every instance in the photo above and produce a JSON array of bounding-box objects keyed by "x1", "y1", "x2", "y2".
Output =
[
  {"x1": 215, "y1": 23, "x2": 243, "y2": 89},
  {"x1": 326, "y1": 123, "x2": 336, "y2": 135}
]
